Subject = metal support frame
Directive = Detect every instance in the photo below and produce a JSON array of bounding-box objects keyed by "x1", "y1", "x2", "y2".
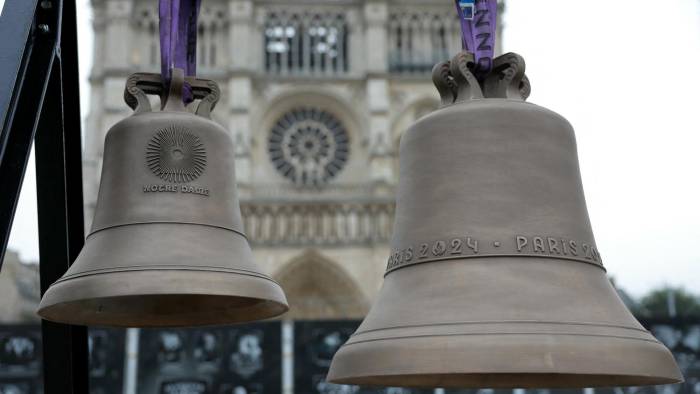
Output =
[{"x1": 0, "y1": 0, "x2": 89, "y2": 392}]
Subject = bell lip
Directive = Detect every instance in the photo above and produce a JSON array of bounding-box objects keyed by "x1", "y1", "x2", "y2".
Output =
[
  {"x1": 327, "y1": 373, "x2": 683, "y2": 389},
  {"x1": 37, "y1": 269, "x2": 289, "y2": 328},
  {"x1": 37, "y1": 222, "x2": 288, "y2": 327},
  {"x1": 37, "y1": 296, "x2": 289, "y2": 328},
  {"x1": 327, "y1": 333, "x2": 684, "y2": 389}
]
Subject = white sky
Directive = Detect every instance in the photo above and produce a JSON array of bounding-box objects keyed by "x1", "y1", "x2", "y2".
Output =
[{"x1": 6, "y1": 0, "x2": 700, "y2": 298}]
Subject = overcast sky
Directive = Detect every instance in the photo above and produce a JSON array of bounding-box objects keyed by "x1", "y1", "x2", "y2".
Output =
[{"x1": 5, "y1": 0, "x2": 700, "y2": 298}]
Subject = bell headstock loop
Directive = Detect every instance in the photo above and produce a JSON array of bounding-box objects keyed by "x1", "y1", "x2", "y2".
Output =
[
  {"x1": 123, "y1": 70, "x2": 221, "y2": 118},
  {"x1": 449, "y1": 51, "x2": 485, "y2": 103},
  {"x1": 482, "y1": 52, "x2": 530, "y2": 101},
  {"x1": 124, "y1": 73, "x2": 161, "y2": 114},
  {"x1": 189, "y1": 79, "x2": 221, "y2": 118},
  {"x1": 518, "y1": 74, "x2": 532, "y2": 101},
  {"x1": 431, "y1": 51, "x2": 531, "y2": 105},
  {"x1": 432, "y1": 61, "x2": 459, "y2": 106}
]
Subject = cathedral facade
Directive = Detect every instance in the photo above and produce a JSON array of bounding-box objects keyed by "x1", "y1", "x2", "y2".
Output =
[{"x1": 84, "y1": 0, "x2": 503, "y2": 320}]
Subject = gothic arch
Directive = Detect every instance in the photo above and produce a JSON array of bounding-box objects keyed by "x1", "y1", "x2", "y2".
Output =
[
  {"x1": 391, "y1": 95, "x2": 440, "y2": 146},
  {"x1": 391, "y1": 96, "x2": 440, "y2": 184},
  {"x1": 273, "y1": 250, "x2": 369, "y2": 320}
]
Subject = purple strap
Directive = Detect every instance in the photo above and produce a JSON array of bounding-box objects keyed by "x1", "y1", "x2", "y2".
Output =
[
  {"x1": 159, "y1": 0, "x2": 201, "y2": 103},
  {"x1": 454, "y1": 0, "x2": 498, "y2": 79}
]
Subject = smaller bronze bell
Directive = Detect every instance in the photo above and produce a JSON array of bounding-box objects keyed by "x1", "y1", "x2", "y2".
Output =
[
  {"x1": 37, "y1": 69, "x2": 288, "y2": 327},
  {"x1": 327, "y1": 53, "x2": 682, "y2": 388}
]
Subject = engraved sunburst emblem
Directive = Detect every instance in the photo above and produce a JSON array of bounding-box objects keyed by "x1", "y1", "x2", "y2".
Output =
[{"x1": 146, "y1": 126, "x2": 206, "y2": 183}]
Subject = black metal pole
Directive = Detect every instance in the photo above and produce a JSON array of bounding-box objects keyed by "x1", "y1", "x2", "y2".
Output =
[
  {"x1": 61, "y1": 0, "x2": 91, "y2": 389},
  {"x1": 34, "y1": 0, "x2": 90, "y2": 392},
  {"x1": 59, "y1": 0, "x2": 86, "y2": 261},
  {"x1": 0, "y1": 0, "x2": 89, "y2": 389},
  {"x1": 36, "y1": 56, "x2": 90, "y2": 394}
]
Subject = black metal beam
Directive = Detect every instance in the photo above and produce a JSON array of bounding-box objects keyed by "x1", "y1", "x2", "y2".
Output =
[
  {"x1": 0, "y1": 0, "x2": 39, "y2": 133},
  {"x1": 30, "y1": 0, "x2": 89, "y2": 392},
  {"x1": 36, "y1": 55, "x2": 90, "y2": 394},
  {"x1": 0, "y1": 0, "x2": 90, "y2": 391},
  {"x1": 0, "y1": 0, "x2": 50, "y2": 267},
  {"x1": 60, "y1": 0, "x2": 86, "y2": 264}
]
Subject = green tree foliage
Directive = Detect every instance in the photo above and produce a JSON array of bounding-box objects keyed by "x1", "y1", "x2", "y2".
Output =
[{"x1": 638, "y1": 287, "x2": 700, "y2": 318}]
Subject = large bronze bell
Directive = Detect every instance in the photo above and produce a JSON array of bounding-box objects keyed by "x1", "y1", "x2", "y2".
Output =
[
  {"x1": 328, "y1": 53, "x2": 682, "y2": 388},
  {"x1": 38, "y1": 69, "x2": 288, "y2": 327}
]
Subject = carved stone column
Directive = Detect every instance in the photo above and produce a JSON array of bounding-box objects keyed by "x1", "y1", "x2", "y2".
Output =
[
  {"x1": 227, "y1": 77, "x2": 253, "y2": 187},
  {"x1": 227, "y1": 1, "x2": 255, "y2": 188},
  {"x1": 364, "y1": 0, "x2": 388, "y2": 73},
  {"x1": 229, "y1": 0, "x2": 255, "y2": 71},
  {"x1": 103, "y1": 0, "x2": 133, "y2": 71},
  {"x1": 364, "y1": 1, "x2": 393, "y2": 185},
  {"x1": 367, "y1": 78, "x2": 393, "y2": 185}
]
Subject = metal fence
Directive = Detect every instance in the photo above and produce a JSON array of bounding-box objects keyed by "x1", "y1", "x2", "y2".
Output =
[{"x1": 0, "y1": 319, "x2": 698, "y2": 394}]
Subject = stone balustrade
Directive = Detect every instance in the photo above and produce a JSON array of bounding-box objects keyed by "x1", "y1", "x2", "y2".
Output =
[{"x1": 240, "y1": 201, "x2": 395, "y2": 246}]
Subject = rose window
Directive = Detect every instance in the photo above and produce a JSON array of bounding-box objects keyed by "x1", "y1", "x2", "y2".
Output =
[{"x1": 268, "y1": 108, "x2": 349, "y2": 186}]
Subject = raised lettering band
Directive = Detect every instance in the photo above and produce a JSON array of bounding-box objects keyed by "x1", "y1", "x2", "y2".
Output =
[{"x1": 385, "y1": 235, "x2": 603, "y2": 275}]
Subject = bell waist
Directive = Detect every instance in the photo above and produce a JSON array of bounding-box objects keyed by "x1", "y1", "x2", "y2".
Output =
[{"x1": 88, "y1": 221, "x2": 248, "y2": 240}]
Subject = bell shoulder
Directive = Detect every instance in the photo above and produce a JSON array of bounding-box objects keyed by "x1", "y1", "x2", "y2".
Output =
[{"x1": 401, "y1": 98, "x2": 578, "y2": 151}]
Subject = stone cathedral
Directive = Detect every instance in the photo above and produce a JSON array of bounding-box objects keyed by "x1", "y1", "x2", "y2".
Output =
[{"x1": 84, "y1": 0, "x2": 503, "y2": 320}]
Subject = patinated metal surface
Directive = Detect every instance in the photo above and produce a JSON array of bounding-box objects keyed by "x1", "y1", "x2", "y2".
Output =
[
  {"x1": 37, "y1": 69, "x2": 288, "y2": 327},
  {"x1": 327, "y1": 52, "x2": 682, "y2": 388}
]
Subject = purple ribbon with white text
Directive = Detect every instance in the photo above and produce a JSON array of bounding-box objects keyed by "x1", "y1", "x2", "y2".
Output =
[
  {"x1": 159, "y1": 0, "x2": 201, "y2": 103},
  {"x1": 454, "y1": 0, "x2": 498, "y2": 79}
]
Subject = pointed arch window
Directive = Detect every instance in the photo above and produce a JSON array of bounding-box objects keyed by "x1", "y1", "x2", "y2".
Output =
[
  {"x1": 389, "y1": 11, "x2": 461, "y2": 74},
  {"x1": 264, "y1": 11, "x2": 349, "y2": 75}
]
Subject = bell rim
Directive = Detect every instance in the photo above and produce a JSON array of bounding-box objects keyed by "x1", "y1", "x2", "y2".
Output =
[
  {"x1": 37, "y1": 297, "x2": 289, "y2": 328},
  {"x1": 328, "y1": 373, "x2": 683, "y2": 389},
  {"x1": 37, "y1": 268, "x2": 289, "y2": 327},
  {"x1": 327, "y1": 332, "x2": 684, "y2": 388}
]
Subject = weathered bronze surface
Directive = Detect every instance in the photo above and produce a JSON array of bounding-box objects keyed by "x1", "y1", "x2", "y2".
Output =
[
  {"x1": 37, "y1": 69, "x2": 288, "y2": 327},
  {"x1": 327, "y1": 53, "x2": 682, "y2": 388}
]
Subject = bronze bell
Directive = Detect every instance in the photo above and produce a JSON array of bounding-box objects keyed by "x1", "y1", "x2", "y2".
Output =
[
  {"x1": 327, "y1": 53, "x2": 683, "y2": 388},
  {"x1": 37, "y1": 69, "x2": 288, "y2": 327}
]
